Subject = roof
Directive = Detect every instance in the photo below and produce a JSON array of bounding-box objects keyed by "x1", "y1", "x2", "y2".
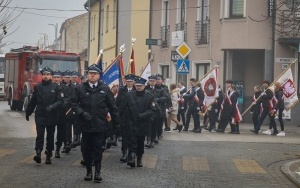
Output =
[{"x1": 84, "y1": 0, "x2": 99, "y2": 8}]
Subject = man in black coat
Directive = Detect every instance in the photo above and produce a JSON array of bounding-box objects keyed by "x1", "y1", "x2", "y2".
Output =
[
  {"x1": 26, "y1": 67, "x2": 63, "y2": 164},
  {"x1": 119, "y1": 76, "x2": 156, "y2": 168},
  {"x1": 183, "y1": 78, "x2": 198, "y2": 132},
  {"x1": 72, "y1": 64, "x2": 119, "y2": 183},
  {"x1": 116, "y1": 74, "x2": 136, "y2": 162}
]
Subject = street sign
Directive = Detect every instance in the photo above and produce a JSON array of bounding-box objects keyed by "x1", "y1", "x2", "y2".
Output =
[
  {"x1": 176, "y1": 41, "x2": 191, "y2": 59},
  {"x1": 177, "y1": 59, "x2": 190, "y2": 74},
  {"x1": 146, "y1": 39, "x2": 158, "y2": 45},
  {"x1": 171, "y1": 50, "x2": 182, "y2": 62},
  {"x1": 275, "y1": 58, "x2": 296, "y2": 63}
]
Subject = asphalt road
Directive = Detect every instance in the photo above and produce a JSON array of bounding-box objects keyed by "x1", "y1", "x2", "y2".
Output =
[{"x1": 0, "y1": 101, "x2": 300, "y2": 188}]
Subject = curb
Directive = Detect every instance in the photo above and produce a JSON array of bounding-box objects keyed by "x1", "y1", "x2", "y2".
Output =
[{"x1": 281, "y1": 159, "x2": 300, "y2": 187}]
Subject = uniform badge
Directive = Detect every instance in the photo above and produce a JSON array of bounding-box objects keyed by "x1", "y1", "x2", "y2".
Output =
[
  {"x1": 61, "y1": 93, "x2": 64, "y2": 97},
  {"x1": 86, "y1": 93, "x2": 89, "y2": 95},
  {"x1": 152, "y1": 102, "x2": 156, "y2": 107}
]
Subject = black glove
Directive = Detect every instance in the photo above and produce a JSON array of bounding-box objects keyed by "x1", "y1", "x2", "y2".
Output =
[
  {"x1": 82, "y1": 112, "x2": 92, "y2": 121},
  {"x1": 26, "y1": 115, "x2": 29, "y2": 121},
  {"x1": 46, "y1": 105, "x2": 53, "y2": 112}
]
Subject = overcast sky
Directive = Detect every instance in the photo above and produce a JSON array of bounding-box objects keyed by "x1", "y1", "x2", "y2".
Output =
[{"x1": 2, "y1": 0, "x2": 87, "y2": 53}]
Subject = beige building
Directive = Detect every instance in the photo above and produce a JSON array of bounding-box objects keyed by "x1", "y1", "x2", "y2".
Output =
[
  {"x1": 150, "y1": 0, "x2": 299, "y2": 122},
  {"x1": 85, "y1": 0, "x2": 150, "y2": 75}
]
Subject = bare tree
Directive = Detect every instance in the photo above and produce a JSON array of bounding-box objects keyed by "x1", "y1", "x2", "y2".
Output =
[{"x1": 0, "y1": 0, "x2": 22, "y2": 51}]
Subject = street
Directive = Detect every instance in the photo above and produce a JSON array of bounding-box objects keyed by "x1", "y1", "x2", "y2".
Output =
[{"x1": 0, "y1": 101, "x2": 300, "y2": 188}]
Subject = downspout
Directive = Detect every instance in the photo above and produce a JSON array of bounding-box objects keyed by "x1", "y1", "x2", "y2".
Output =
[
  {"x1": 116, "y1": 0, "x2": 119, "y2": 56},
  {"x1": 98, "y1": 0, "x2": 101, "y2": 54},
  {"x1": 148, "y1": 0, "x2": 153, "y2": 61},
  {"x1": 86, "y1": 0, "x2": 91, "y2": 63},
  {"x1": 271, "y1": 0, "x2": 276, "y2": 81}
]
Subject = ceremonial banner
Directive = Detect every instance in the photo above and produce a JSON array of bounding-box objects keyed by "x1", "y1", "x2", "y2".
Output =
[
  {"x1": 200, "y1": 66, "x2": 219, "y2": 107},
  {"x1": 141, "y1": 62, "x2": 151, "y2": 80},
  {"x1": 102, "y1": 61, "x2": 119, "y2": 87},
  {"x1": 129, "y1": 48, "x2": 135, "y2": 74}
]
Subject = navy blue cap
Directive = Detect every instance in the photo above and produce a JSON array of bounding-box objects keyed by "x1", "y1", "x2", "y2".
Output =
[
  {"x1": 148, "y1": 75, "x2": 157, "y2": 81},
  {"x1": 135, "y1": 76, "x2": 147, "y2": 85},
  {"x1": 156, "y1": 73, "x2": 163, "y2": 80},
  {"x1": 63, "y1": 70, "x2": 72, "y2": 77},
  {"x1": 87, "y1": 64, "x2": 101, "y2": 73},
  {"x1": 71, "y1": 71, "x2": 79, "y2": 77},
  {"x1": 40, "y1": 66, "x2": 53, "y2": 75},
  {"x1": 53, "y1": 70, "x2": 62, "y2": 77},
  {"x1": 125, "y1": 74, "x2": 135, "y2": 81}
]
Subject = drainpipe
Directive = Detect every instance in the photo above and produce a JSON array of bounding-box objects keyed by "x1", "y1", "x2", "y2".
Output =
[
  {"x1": 98, "y1": 0, "x2": 101, "y2": 54},
  {"x1": 116, "y1": 0, "x2": 119, "y2": 56},
  {"x1": 87, "y1": 0, "x2": 91, "y2": 63},
  {"x1": 148, "y1": 0, "x2": 153, "y2": 61},
  {"x1": 271, "y1": 0, "x2": 276, "y2": 81}
]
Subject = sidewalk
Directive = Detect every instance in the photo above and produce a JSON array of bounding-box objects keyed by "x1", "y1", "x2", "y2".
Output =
[{"x1": 282, "y1": 160, "x2": 300, "y2": 187}]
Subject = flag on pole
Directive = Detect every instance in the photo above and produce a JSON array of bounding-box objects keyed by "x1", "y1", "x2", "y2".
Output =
[
  {"x1": 200, "y1": 65, "x2": 219, "y2": 108},
  {"x1": 270, "y1": 68, "x2": 299, "y2": 110},
  {"x1": 102, "y1": 57, "x2": 120, "y2": 87},
  {"x1": 130, "y1": 48, "x2": 135, "y2": 74},
  {"x1": 140, "y1": 62, "x2": 151, "y2": 80},
  {"x1": 116, "y1": 54, "x2": 125, "y2": 88}
]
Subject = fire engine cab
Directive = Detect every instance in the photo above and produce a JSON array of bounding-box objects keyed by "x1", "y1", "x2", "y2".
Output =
[{"x1": 5, "y1": 46, "x2": 81, "y2": 111}]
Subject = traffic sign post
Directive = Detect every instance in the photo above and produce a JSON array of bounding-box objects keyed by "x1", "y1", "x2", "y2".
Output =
[
  {"x1": 176, "y1": 42, "x2": 191, "y2": 59},
  {"x1": 177, "y1": 59, "x2": 190, "y2": 74},
  {"x1": 146, "y1": 39, "x2": 158, "y2": 45}
]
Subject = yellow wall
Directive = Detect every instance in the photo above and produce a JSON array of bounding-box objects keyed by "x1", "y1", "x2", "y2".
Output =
[
  {"x1": 89, "y1": 2, "x2": 100, "y2": 65},
  {"x1": 131, "y1": 0, "x2": 150, "y2": 76},
  {"x1": 102, "y1": 0, "x2": 117, "y2": 70}
]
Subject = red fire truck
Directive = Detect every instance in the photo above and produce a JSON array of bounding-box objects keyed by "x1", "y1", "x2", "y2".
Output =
[{"x1": 5, "y1": 46, "x2": 81, "y2": 111}]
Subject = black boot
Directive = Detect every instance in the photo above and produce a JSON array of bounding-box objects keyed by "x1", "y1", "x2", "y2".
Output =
[
  {"x1": 55, "y1": 147, "x2": 60, "y2": 158},
  {"x1": 45, "y1": 151, "x2": 52, "y2": 164},
  {"x1": 94, "y1": 162, "x2": 102, "y2": 183},
  {"x1": 127, "y1": 152, "x2": 136, "y2": 167},
  {"x1": 120, "y1": 150, "x2": 127, "y2": 163},
  {"x1": 80, "y1": 159, "x2": 86, "y2": 166},
  {"x1": 112, "y1": 136, "x2": 117, "y2": 146},
  {"x1": 74, "y1": 134, "x2": 81, "y2": 147},
  {"x1": 137, "y1": 156, "x2": 143, "y2": 167},
  {"x1": 84, "y1": 164, "x2": 93, "y2": 181},
  {"x1": 33, "y1": 149, "x2": 41, "y2": 164}
]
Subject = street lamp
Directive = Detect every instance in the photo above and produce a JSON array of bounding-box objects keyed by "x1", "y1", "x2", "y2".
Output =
[{"x1": 48, "y1": 23, "x2": 58, "y2": 40}]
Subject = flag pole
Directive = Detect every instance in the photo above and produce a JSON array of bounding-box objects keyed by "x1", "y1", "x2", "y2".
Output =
[
  {"x1": 286, "y1": 99, "x2": 300, "y2": 111},
  {"x1": 242, "y1": 59, "x2": 297, "y2": 116}
]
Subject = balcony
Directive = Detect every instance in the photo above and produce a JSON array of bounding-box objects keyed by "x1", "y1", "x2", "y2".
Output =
[
  {"x1": 175, "y1": 22, "x2": 187, "y2": 41},
  {"x1": 160, "y1": 25, "x2": 170, "y2": 48},
  {"x1": 195, "y1": 20, "x2": 210, "y2": 45}
]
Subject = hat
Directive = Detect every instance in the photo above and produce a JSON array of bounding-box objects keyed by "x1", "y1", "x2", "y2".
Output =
[
  {"x1": 53, "y1": 70, "x2": 62, "y2": 77},
  {"x1": 148, "y1": 75, "x2": 157, "y2": 81},
  {"x1": 134, "y1": 76, "x2": 147, "y2": 85},
  {"x1": 63, "y1": 70, "x2": 72, "y2": 78},
  {"x1": 71, "y1": 71, "x2": 79, "y2": 77},
  {"x1": 156, "y1": 73, "x2": 163, "y2": 80},
  {"x1": 125, "y1": 74, "x2": 135, "y2": 81},
  {"x1": 40, "y1": 66, "x2": 53, "y2": 75},
  {"x1": 87, "y1": 64, "x2": 101, "y2": 73}
]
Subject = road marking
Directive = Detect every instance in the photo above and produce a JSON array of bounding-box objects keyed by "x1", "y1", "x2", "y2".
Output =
[
  {"x1": 7, "y1": 112, "x2": 24, "y2": 118},
  {"x1": 72, "y1": 153, "x2": 111, "y2": 166},
  {"x1": 233, "y1": 159, "x2": 267, "y2": 173},
  {"x1": 142, "y1": 154, "x2": 158, "y2": 169},
  {"x1": 182, "y1": 156, "x2": 210, "y2": 171},
  {"x1": 0, "y1": 149, "x2": 16, "y2": 158}
]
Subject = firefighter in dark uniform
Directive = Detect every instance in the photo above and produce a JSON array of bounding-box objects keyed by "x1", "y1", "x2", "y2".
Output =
[
  {"x1": 52, "y1": 70, "x2": 66, "y2": 158},
  {"x1": 116, "y1": 74, "x2": 136, "y2": 163},
  {"x1": 25, "y1": 67, "x2": 63, "y2": 164},
  {"x1": 145, "y1": 75, "x2": 168, "y2": 147},
  {"x1": 119, "y1": 76, "x2": 155, "y2": 168},
  {"x1": 72, "y1": 64, "x2": 119, "y2": 183},
  {"x1": 60, "y1": 70, "x2": 77, "y2": 153},
  {"x1": 70, "y1": 70, "x2": 81, "y2": 147}
]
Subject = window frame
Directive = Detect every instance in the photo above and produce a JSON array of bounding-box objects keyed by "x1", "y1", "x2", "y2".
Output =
[{"x1": 229, "y1": 0, "x2": 244, "y2": 18}]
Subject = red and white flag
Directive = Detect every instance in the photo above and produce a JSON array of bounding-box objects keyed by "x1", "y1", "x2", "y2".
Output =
[
  {"x1": 271, "y1": 68, "x2": 299, "y2": 110},
  {"x1": 200, "y1": 65, "x2": 219, "y2": 107}
]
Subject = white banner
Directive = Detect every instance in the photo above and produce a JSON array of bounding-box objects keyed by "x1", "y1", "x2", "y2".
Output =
[
  {"x1": 200, "y1": 66, "x2": 219, "y2": 106},
  {"x1": 141, "y1": 62, "x2": 151, "y2": 81}
]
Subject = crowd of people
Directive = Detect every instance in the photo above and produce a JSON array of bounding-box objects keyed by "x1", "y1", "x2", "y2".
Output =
[{"x1": 24, "y1": 64, "x2": 286, "y2": 183}]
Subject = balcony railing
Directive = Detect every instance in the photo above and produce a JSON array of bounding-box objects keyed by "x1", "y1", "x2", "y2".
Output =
[
  {"x1": 175, "y1": 22, "x2": 187, "y2": 41},
  {"x1": 195, "y1": 20, "x2": 210, "y2": 45},
  {"x1": 160, "y1": 25, "x2": 170, "y2": 48}
]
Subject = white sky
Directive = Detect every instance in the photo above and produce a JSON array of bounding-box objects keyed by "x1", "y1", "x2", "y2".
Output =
[{"x1": 2, "y1": 0, "x2": 87, "y2": 53}]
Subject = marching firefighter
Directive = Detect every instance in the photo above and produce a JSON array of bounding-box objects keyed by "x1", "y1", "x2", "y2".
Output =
[
  {"x1": 25, "y1": 67, "x2": 63, "y2": 164},
  {"x1": 71, "y1": 64, "x2": 119, "y2": 183},
  {"x1": 119, "y1": 76, "x2": 156, "y2": 168},
  {"x1": 116, "y1": 74, "x2": 136, "y2": 162}
]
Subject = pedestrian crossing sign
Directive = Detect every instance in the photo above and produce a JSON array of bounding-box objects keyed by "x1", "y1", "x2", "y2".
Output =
[{"x1": 177, "y1": 59, "x2": 190, "y2": 74}]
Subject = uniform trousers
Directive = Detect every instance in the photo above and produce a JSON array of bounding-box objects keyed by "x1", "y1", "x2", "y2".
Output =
[
  {"x1": 185, "y1": 107, "x2": 200, "y2": 130},
  {"x1": 81, "y1": 132, "x2": 105, "y2": 166},
  {"x1": 35, "y1": 123, "x2": 56, "y2": 152}
]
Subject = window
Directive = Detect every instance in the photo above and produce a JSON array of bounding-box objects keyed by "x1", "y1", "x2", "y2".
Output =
[
  {"x1": 161, "y1": 65, "x2": 169, "y2": 79},
  {"x1": 177, "y1": 74, "x2": 187, "y2": 87},
  {"x1": 230, "y1": 0, "x2": 244, "y2": 18},
  {"x1": 195, "y1": 63, "x2": 210, "y2": 81},
  {"x1": 161, "y1": 0, "x2": 170, "y2": 48},
  {"x1": 106, "y1": 5, "x2": 109, "y2": 32},
  {"x1": 196, "y1": 0, "x2": 210, "y2": 44},
  {"x1": 113, "y1": 0, "x2": 117, "y2": 29},
  {"x1": 176, "y1": 0, "x2": 187, "y2": 41}
]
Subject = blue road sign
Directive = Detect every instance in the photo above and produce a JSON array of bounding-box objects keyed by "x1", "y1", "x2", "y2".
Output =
[{"x1": 177, "y1": 59, "x2": 190, "y2": 74}]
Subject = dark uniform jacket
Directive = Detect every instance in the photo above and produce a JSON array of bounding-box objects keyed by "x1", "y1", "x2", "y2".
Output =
[
  {"x1": 119, "y1": 90, "x2": 155, "y2": 136},
  {"x1": 275, "y1": 88, "x2": 284, "y2": 110},
  {"x1": 250, "y1": 91, "x2": 262, "y2": 114},
  {"x1": 145, "y1": 85, "x2": 168, "y2": 116},
  {"x1": 178, "y1": 87, "x2": 187, "y2": 110},
  {"x1": 182, "y1": 86, "x2": 196, "y2": 107},
  {"x1": 195, "y1": 87, "x2": 205, "y2": 111},
  {"x1": 219, "y1": 90, "x2": 233, "y2": 120},
  {"x1": 257, "y1": 88, "x2": 273, "y2": 110},
  {"x1": 62, "y1": 82, "x2": 77, "y2": 119},
  {"x1": 26, "y1": 80, "x2": 63, "y2": 126},
  {"x1": 72, "y1": 81, "x2": 119, "y2": 133},
  {"x1": 210, "y1": 89, "x2": 223, "y2": 112},
  {"x1": 116, "y1": 85, "x2": 136, "y2": 123}
]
